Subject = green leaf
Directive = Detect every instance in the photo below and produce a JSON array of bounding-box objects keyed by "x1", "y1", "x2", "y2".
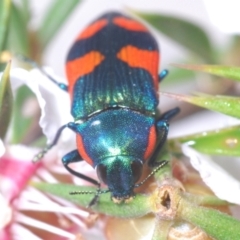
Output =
[
  {"x1": 134, "y1": 12, "x2": 214, "y2": 62},
  {"x1": 34, "y1": 182, "x2": 151, "y2": 218},
  {"x1": 0, "y1": 61, "x2": 13, "y2": 139},
  {"x1": 38, "y1": 0, "x2": 82, "y2": 49},
  {"x1": 172, "y1": 64, "x2": 240, "y2": 82},
  {"x1": 184, "y1": 192, "x2": 228, "y2": 207},
  {"x1": 8, "y1": 2, "x2": 30, "y2": 55},
  {"x1": 19, "y1": 0, "x2": 31, "y2": 24},
  {"x1": 162, "y1": 92, "x2": 240, "y2": 118},
  {"x1": 169, "y1": 125, "x2": 240, "y2": 156},
  {"x1": 11, "y1": 85, "x2": 34, "y2": 143},
  {"x1": 180, "y1": 200, "x2": 240, "y2": 240},
  {"x1": 0, "y1": 0, "x2": 11, "y2": 53}
]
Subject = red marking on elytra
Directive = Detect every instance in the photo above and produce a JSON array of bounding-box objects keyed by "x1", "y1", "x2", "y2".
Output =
[
  {"x1": 76, "y1": 19, "x2": 107, "y2": 40},
  {"x1": 76, "y1": 134, "x2": 94, "y2": 166},
  {"x1": 113, "y1": 17, "x2": 148, "y2": 32},
  {"x1": 117, "y1": 45, "x2": 159, "y2": 89},
  {"x1": 143, "y1": 125, "x2": 157, "y2": 160},
  {"x1": 66, "y1": 51, "x2": 105, "y2": 96}
]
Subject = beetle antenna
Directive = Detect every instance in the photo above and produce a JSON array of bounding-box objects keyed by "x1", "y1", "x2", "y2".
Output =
[
  {"x1": 69, "y1": 184, "x2": 110, "y2": 208},
  {"x1": 134, "y1": 160, "x2": 168, "y2": 188},
  {"x1": 32, "y1": 124, "x2": 69, "y2": 162},
  {"x1": 15, "y1": 53, "x2": 68, "y2": 91}
]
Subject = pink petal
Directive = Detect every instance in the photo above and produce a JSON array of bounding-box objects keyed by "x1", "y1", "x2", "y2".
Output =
[
  {"x1": 0, "y1": 145, "x2": 42, "y2": 202},
  {"x1": 0, "y1": 227, "x2": 11, "y2": 240}
]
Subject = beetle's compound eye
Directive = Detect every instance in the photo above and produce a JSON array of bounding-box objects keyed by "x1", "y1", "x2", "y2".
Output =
[
  {"x1": 96, "y1": 164, "x2": 107, "y2": 184},
  {"x1": 131, "y1": 160, "x2": 143, "y2": 183}
]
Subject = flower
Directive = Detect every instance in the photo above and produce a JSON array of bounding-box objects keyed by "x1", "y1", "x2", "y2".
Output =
[{"x1": 0, "y1": 68, "x2": 103, "y2": 239}]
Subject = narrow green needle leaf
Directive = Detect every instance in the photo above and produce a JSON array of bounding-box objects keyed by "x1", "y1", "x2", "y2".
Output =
[
  {"x1": 169, "y1": 125, "x2": 240, "y2": 156},
  {"x1": 20, "y1": 0, "x2": 31, "y2": 24},
  {"x1": 0, "y1": 0, "x2": 11, "y2": 53},
  {"x1": 34, "y1": 182, "x2": 151, "y2": 218},
  {"x1": 180, "y1": 201, "x2": 240, "y2": 240},
  {"x1": 134, "y1": 12, "x2": 214, "y2": 62},
  {"x1": 172, "y1": 64, "x2": 240, "y2": 82},
  {"x1": 9, "y1": 3, "x2": 30, "y2": 55},
  {"x1": 162, "y1": 92, "x2": 240, "y2": 119},
  {"x1": 38, "y1": 0, "x2": 82, "y2": 49},
  {"x1": 11, "y1": 85, "x2": 34, "y2": 143},
  {"x1": 0, "y1": 62, "x2": 13, "y2": 139}
]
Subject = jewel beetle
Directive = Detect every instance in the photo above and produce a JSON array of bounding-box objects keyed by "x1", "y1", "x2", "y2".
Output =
[{"x1": 34, "y1": 12, "x2": 179, "y2": 205}]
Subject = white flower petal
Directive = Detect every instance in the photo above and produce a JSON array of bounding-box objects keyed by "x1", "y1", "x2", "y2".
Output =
[
  {"x1": 203, "y1": 0, "x2": 240, "y2": 34},
  {"x1": 12, "y1": 223, "x2": 42, "y2": 240},
  {"x1": 0, "y1": 193, "x2": 12, "y2": 229},
  {"x1": 6, "y1": 67, "x2": 76, "y2": 156},
  {"x1": 6, "y1": 144, "x2": 39, "y2": 161},
  {"x1": 27, "y1": 68, "x2": 72, "y2": 141},
  {"x1": 1, "y1": 68, "x2": 29, "y2": 92},
  {"x1": 3, "y1": 67, "x2": 71, "y2": 140},
  {"x1": 182, "y1": 144, "x2": 240, "y2": 204},
  {"x1": 18, "y1": 201, "x2": 88, "y2": 218},
  {"x1": 28, "y1": 68, "x2": 76, "y2": 155},
  {"x1": 15, "y1": 213, "x2": 76, "y2": 239},
  {"x1": 0, "y1": 139, "x2": 5, "y2": 157}
]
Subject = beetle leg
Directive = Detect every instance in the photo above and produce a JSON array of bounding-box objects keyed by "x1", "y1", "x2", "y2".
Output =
[
  {"x1": 62, "y1": 149, "x2": 99, "y2": 186},
  {"x1": 148, "y1": 107, "x2": 180, "y2": 167},
  {"x1": 148, "y1": 120, "x2": 169, "y2": 167},
  {"x1": 33, "y1": 122, "x2": 79, "y2": 162},
  {"x1": 33, "y1": 124, "x2": 69, "y2": 162},
  {"x1": 16, "y1": 54, "x2": 68, "y2": 91},
  {"x1": 158, "y1": 107, "x2": 180, "y2": 121},
  {"x1": 158, "y1": 69, "x2": 168, "y2": 82}
]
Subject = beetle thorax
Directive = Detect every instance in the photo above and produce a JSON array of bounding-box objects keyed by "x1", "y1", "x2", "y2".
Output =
[{"x1": 75, "y1": 109, "x2": 156, "y2": 167}]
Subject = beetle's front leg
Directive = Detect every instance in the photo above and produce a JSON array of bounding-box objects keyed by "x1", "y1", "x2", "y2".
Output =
[
  {"x1": 62, "y1": 149, "x2": 99, "y2": 186},
  {"x1": 148, "y1": 107, "x2": 180, "y2": 167}
]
